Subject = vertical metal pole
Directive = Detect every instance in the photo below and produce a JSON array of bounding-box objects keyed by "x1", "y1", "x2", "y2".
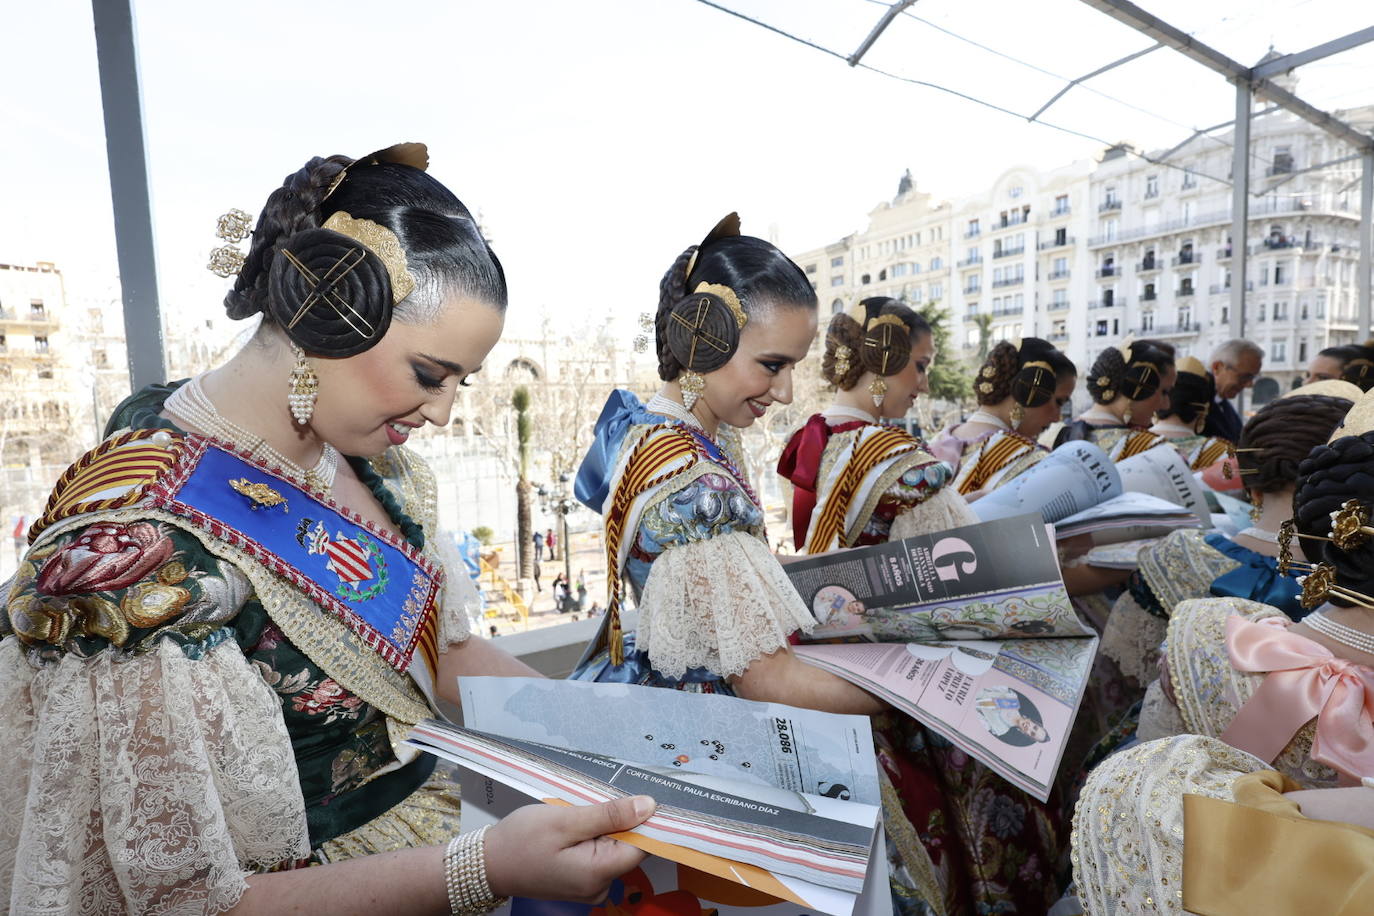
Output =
[
  {"x1": 1360, "y1": 150, "x2": 1373, "y2": 338},
  {"x1": 1230, "y1": 80, "x2": 1251, "y2": 342},
  {"x1": 92, "y1": 0, "x2": 166, "y2": 391}
]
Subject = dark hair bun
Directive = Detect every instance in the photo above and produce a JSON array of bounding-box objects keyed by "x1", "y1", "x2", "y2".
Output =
[
  {"x1": 1011, "y1": 337, "x2": 1059, "y2": 408},
  {"x1": 858, "y1": 305, "x2": 913, "y2": 378},
  {"x1": 266, "y1": 228, "x2": 394, "y2": 357},
  {"x1": 1120, "y1": 361, "x2": 1161, "y2": 401},
  {"x1": 1342, "y1": 343, "x2": 1374, "y2": 392},
  {"x1": 663, "y1": 291, "x2": 741, "y2": 373},
  {"x1": 1294, "y1": 431, "x2": 1374, "y2": 602},
  {"x1": 1243, "y1": 393, "x2": 1354, "y2": 494},
  {"x1": 822, "y1": 312, "x2": 866, "y2": 390}
]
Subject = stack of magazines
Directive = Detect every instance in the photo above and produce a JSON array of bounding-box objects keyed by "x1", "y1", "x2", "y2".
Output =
[{"x1": 408, "y1": 678, "x2": 890, "y2": 916}]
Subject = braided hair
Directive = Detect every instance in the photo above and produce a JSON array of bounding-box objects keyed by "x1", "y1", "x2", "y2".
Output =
[
  {"x1": 972, "y1": 337, "x2": 1075, "y2": 407},
  {"x1": 1084, "y1": 339, "x2": 1174, "y2": 405},
  {"x1": 1294, "y1": 429, "x2": 1374, "y2": 605},
  {"x1": 1240, "y1": 393, "x2": 1353, "y2": 494},
  {"x1": 226, "y1": 152, "x2": 506, "y2": 356},
  {"x1": 655, "y1": 227, "x2": 816, "y2": 382},
  {"x1": 821, "y1": 298, "x2": 930, "y2": 390}
]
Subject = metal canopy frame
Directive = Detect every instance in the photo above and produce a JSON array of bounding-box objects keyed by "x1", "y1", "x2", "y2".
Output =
[{"x1": 1075, "y1": 0, "x2": 1374, "y2": 344}]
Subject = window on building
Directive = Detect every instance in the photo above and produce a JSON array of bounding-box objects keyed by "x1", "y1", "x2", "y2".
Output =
[
  {"x1": 831, "y1": 276, "x2": 844, "y2": 287},
  {"x1": 1274, "y1": 301, "x2": 1289, "y2": 320},
  {"x1": 1145, "y1": 174, "x2": 1159, "y2": 199},
  {"x1": 1052, "y1": 257, "x2": 1068, "y2": 276},
  {"x1": 1299, "y1": 340, "x2": 1308, "y2": 362},
  {"x1": 967, "y1": 219, "x2": 980, "y2": 236},
  {"x1": 1301, "y1": 301, "x2": 1309, "y2": 320},
  {"x1": 878, "y1": 269, "x2": 887, "y2": 282},
  {"x1": 1272, "y1": 340, "x2": 1287, "y2": 361},
  {"x1": 861, "y1": 273, "x2": 871, "y2": 285},
  {"x1": 1179, "y1": 305, "x2": 1192, "y2": 326},
  {"x1": 1052, "y1": 288, "x2": 1068, "y2": 306},
  {"x1": 1103, "y1": 218, "x2": 1119, "y2": 240},
  {"x1": 831, "y1": 299, "x2": 844, "y2": 315},
  {"x1": 0, "y1": 334, "x2": 6, "y2": 350},
  {"x1": 830, "y1": 256, "x2": 844, "y2": 268},
  {"x1": 1096, "y1": 320, "x2": 1109, "y2": 336},
  {"x1": 1221, "y1": 306, "x2": 1230, "y2": 324},
  {"x1": 805, "y1": 264, "x2": 817, "y2": 275},
  {"x1": 892, "y1": 263, "x2": 908, "y2": 277},
  {"x1": 1054, "y1": 227, "x2": 1067, "y2": 246},
  {"x1": 1141, "y1": 311, "x2": 1155, "y2": 331},
  {"x1": 1275, "y1": 263, "x2": 1285, "y2": 284},
  {"x1": 930, "y1": 283, "x2": 944, "y2": 301},
  {"x1": 35, "y1": 336, "x2": 49, "y2": 353},
  {"x1": 1053, "y1": 194, "x2": 1069, "y2": 215},
  {"x1": 1272, "y1": 146, "x2": 1294, "y2": 174},
  {"x1": 29, "y1": 300, "x2": 45, "y2": 319},
  {"x1": 929, "y1": 257, "x2": 943, "y2": 270},
  {"x1": 1182, "y1": 168, "x2": 1197, "y2": 189},
  {"x1": 1105, "y1": 185, "x2": 1119, "y2": 205}
]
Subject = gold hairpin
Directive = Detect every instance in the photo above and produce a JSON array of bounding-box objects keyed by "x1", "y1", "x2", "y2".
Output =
[
  {"x1": 693, "y1": 282, "x2": 747, "y2": 330},
  {"x1": 1296, "y1": 562, "x2": 1374, "y2": 610},
  {"x1": 322, "y1": 211, "x2": 415, "y2": 304},
  {"x1": 833, "y1": 344, "x2": 853, "y2": 377},
  {"x1": 1331, "y1": 500, "x2": 1374, "y2": 550},
  {"x1": 633, "y1": 312, "x2": 653, "y2": 353}
]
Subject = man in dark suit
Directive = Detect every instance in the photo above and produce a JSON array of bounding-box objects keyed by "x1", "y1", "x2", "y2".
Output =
[{"x1": 1204, "y1": 339, "x2": 1264, "y2": 441}]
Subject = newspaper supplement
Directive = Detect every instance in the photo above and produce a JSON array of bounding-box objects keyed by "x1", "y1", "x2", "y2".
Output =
[
  {"x1": 457, "y1": 770, "x2": 893, "y2": 916},
  {"x1": 405, "y1": 723, "x2": 879, "y2": 894},
  {"x1": 786, "y1": 514, "x2": 1085, "y2": 642},
  {"x1": 458, "y1": 677, "x2": 881, "y2": 806},
  {"x1": 792, "y1": 636, "x2": 1098, "y2": 802},
  {"x1": 971, "y1": 440, "x2": 1120, "y2": 525}
]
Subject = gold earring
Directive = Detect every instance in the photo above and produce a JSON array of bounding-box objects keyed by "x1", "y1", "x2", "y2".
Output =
[
  {"x1": 679, "y1": 370, "x2": 706, "y2": 411},
  {"x1": 868, "y1": 376, "x2": 887, "y2": 409},
  {"x1": 288, "y1": 343, "x2": 319, "y2": 424},
  {"x1": 1010, "y1": 403, "x2": 1025, "y2": 427}
]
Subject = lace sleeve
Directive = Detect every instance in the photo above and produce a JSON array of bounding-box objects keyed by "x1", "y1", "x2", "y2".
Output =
[
  {"x1": 429, "y1": 531, "x2": 477, "y2": 649},
  {"x1": 1072, "y1": 734, "x2": 1266, "y2": 916},
  {"x1": 888, "y1": 486, "x2": 978, "y2": 540},
  {"x1": 637, "y1": 531, "x2": 816, "y2": 680},
  {"x1": 0, "y1": 636, "x2": 309, "y2": 915}
]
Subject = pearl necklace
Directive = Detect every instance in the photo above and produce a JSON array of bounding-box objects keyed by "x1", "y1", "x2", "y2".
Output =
[
  {"x1": 1305, "y1": 610, "x2": 1374, "y2": 657},
  {"x1": 167, "y1": 376, "x2": 340, "y2": 494}
]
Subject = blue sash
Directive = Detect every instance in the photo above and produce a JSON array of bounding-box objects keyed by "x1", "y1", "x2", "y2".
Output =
[{"x1": 148, "y1": 438, "x2": 442, "y2": 680}]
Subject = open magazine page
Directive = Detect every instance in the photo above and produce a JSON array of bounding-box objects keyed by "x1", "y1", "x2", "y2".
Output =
[
  {"x1": 970, "y1": 440, "x2": 1120, "y2": 524},
  {"x1": 785, "y1": 514, "x2": 1084, "y2": 641},
  {"x1": 793, "y1": 635, "x2": 1098, "y2": 802},
  {"x1": 405, "y1": 723, "x2": 878, "y2": 894},
  {"x1": 457, "y1": 770, "x2": 892, "y2": 916},
  {"x1": 1054, "y1": 492, "x2": 1200, "y2": 543},
  {"x1": 1115, "y1": 446, "x2": 1210, "y2": 526},
  {"x1": 459, "y1": 677, "x2": 880, "y2": 805}
]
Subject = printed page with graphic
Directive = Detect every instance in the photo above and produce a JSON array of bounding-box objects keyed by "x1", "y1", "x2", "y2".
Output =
[{"x1": 970, "y1": 440, "x2": 1121, "y2": 525}]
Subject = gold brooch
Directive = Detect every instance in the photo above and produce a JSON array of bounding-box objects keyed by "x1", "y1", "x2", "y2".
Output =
[
  {"x1": 1096, "y1": 375, "x2": 1112, "y2": 388},
  {"x1": 834, "y1": 344, "x2": 853, "y2": 377},
  {"x1": 977, "y1": 380, "x2": 994, "y2": 394},
  {"x1": 980, "y1": 365, "x2": 996, "y2": 379},
  {"x1": 1100, "y1": 389, "x2": 1115, "y2": 401},
  {"x1": 208, "y1": 208, "x2": 253, "y2": 278},
  {"x1": 229, "y1": 478, "x2": 289, "y2": 512}
]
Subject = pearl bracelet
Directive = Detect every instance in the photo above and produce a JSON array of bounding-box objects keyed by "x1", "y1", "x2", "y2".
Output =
[{"x1": 444, "y1": 825, "x2": 507, "y2": 916}]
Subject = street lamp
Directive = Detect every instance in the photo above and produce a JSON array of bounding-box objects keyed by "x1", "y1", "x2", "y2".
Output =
[{"x1": 536, "y1": 471, "x2": 577, "y2": 614}]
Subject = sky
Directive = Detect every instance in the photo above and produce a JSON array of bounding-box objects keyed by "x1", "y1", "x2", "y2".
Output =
[{"x1": 2, "y1": 0, "x2": 1373, "y2": 340}]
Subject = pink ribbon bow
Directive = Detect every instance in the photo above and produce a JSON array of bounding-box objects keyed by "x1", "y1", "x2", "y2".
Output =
[{"x1": 1221, "y1": 614, "x2": 1374, "y2": 781}]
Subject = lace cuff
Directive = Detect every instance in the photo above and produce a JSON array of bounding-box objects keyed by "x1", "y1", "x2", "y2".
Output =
[
  {"x1": 0, "y1": 636, "x2": 309, "y2": 915},
  {"x1": 637, "y1": 532, "x2": 815, "y2": 679},
  {"x1": 1100, "y1": 592, "x2": 1168, "y2": 686},
  {"x1": 888, "y1": 486, "x2": 978, "y2": 540},
  {"x1": 431, "y1": 533, "x2": 477, "y2": 649}
]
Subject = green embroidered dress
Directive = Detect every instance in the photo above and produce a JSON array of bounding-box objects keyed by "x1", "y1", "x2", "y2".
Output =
[{"x1": 0, "y1": 383, "x2": 473, "y2": 913}]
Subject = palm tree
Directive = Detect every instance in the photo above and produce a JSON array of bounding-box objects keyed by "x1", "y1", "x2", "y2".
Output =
[{"x1": 512, "y1": 386, "x2": 534, "y2": 583}]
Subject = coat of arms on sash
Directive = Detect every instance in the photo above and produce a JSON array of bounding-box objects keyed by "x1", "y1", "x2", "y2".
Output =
[{"x1": 296, "y1": 517, "x2": 390, "y2": 601}]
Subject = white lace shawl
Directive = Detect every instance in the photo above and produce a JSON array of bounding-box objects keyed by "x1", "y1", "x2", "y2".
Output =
[
  {"x1": 889, "y1": 486, "x2": 978, "y2": 540},
  {"x1": 0, "y1": 636, "x2": 309, "y2": 915},
  {"x1": 1072, "y1": 734, "x2": 1266, "y2": 916},
  {"x1": 637, "y1": 531, "x2": 816, "y2": 680}
]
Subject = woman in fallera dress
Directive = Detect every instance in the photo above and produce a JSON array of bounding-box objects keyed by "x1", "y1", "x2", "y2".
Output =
[
  {"x1": 1148, "y1": 355, "x2": 1235, "y2": 471},
  {"x1": 928, "y1": 336, "x2": 1076, "y2": 495},
  {"x1": 777, "y1": 297, "x2": 976, "y2": 555},
  {"x1": 1055, "y1": 338, "x2": 1176, "y2": 460},
  {"x1": 0, "y1": 144, "x2": 653, "y2": 915},
  {"x1": 572, "y1": 216, "x2": 963, "y2": 916}
]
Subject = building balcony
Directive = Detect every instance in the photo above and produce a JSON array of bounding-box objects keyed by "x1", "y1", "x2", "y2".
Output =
[
  {"x1": 1088, "y1": 298, "x2": 1120, "y2": 309},
  {"x1": 963, "y1": 286, "x2": 981, "y2": 296},
  {"x1": 964, "y1": 227, "x2": 981, "y2": 239},
  {"x1": 1048, "y1": 300, "x2": 1071, "y2": 312},
  {"x1": 1266, "y1": 163, "x2": 1294, "y2": 177},
  {"x1": 991, "y1": 307, "x2": 1023, "y2": 318},
  {"x1": 991, "y1": 277, "x2": 1024, "y2": 289},
  {"x1": 1049, "y1": 206, "x2": 1071, "y2": 218},
  {"x1": 1097, "y1": 266, "x2": 1119, "y2": 278},
  {"x1": 992, "y1": 246, "x2": 1025, "y2": 259},
  {"x1": 1144, "y1": 189, "x2": 1160, "y2": 200},
  {"x1": 989, "y1": 219, "x2": 1029, "y2": 232},
  {"x1": 0, "y1": 309, "x2": 60, "y2": 330},
  {"x1": 1171, "y1": 253, "x2": 1201, "y2": 267},
  {"x1": 1176, "y1": 286, "x2": 1197, "y2": 297},
  {"x1": 1049, "y1": 331, "x2": 1070, "y2": 342},
  {"x1": 1137, "y1": 259, "x2": 1162, "y2": 273},
  {"x1": 1142, "y1": 291, "x2": 1158, "y2": 302},
  {"x1": 957, "y1": 255, "x2": 983, "y2": 268},
  {"x1": 1038, "y1": 237, "x2": 1074, "y2": 250},
  {"x1": 1208, "y1": 283, "x2": 1230, "y2": 295},
  {"x1": 1216, "y1": 247, "x2": 1232, "y2": 261},
  {"x1": 1134, "y1": 322, "x2": 1201, "y2": 338},
  {"x1": 963, "y1": 311, "x2": 981, "y2": 321},
  {"x1": 1047, "y1": 268, "x2": 1070, "y2": 280},
  {"x1": 1099, "y1": 199, "x2": 1122, "y2": 213}
]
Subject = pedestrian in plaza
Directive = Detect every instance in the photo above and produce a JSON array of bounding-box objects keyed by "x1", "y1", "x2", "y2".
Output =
[
  {"x1": 532, "y1": 559, "x2": 542, "y2": 592},
  {"x1": 576, "y1": 572, "x2": 587, "y2": 611},
  {"x1": 546, "y1": 527, "x2": 556, "y2": 558},
  {"x1": 551, "y1": 572, "x2": 568, "y2": 612},
  {"x1": 532, "y1": 528, "x2": 544, "y2": 562},
  {"x1": 1204, "y1": 338, "x2": 1264, "y2": 441},
  {"x1": 0, "y1": 142, "x2": 651, "y2": 911}
]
